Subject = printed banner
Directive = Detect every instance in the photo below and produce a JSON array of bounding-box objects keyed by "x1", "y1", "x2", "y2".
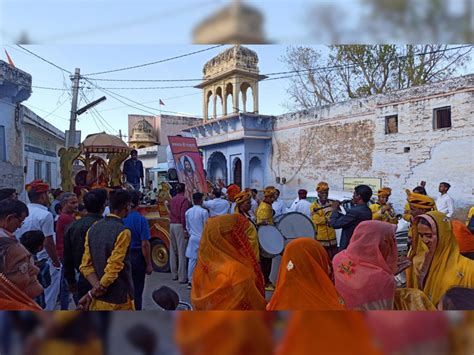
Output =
[
  {"x1": 343, "y1": 177, "x2": 382, "y2": 193},
  {"x1": 168, "y1": 136, "x2": 207, "y2": 200}
]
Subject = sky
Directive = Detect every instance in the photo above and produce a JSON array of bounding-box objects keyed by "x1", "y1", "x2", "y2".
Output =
[{"x1": 3, "y1": 44, "x2": 298, "y2": 140}]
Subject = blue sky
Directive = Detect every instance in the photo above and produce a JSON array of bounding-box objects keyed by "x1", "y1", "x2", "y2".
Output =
[{"x1": 4, "y1": 44, "x2": 297, "y2": 140}]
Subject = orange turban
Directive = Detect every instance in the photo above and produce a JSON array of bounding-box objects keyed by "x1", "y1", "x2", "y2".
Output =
[
  {"x1": 25, "y1": 179, "x2": 50, "y2": 194},
  {"x1": 377, "y1": 187, "x2": 392, "y2": 198},
  {"x1": 316, "y1": 182, "x2": 329, "y2": 192},
  {"x1": 263, "y1": 186, "x2": 276, "y2": 198},
  {"x1": 235, "y1": 191, "x2": 252, "y2": 206},
  {"x1": 227, "y1": 184, "x2": 241, "y2": 202},
  {"x1": 406, "y1": 189, "x2": 436, "y2": 210}
]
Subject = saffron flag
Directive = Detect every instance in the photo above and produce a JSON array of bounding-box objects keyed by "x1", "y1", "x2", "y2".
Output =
[
  {"x1": 4, "y1": 50, "x2": 15, "y2": 67},
  {"x1": 159, "y1": 99, "x2": 165, "y2": 106}
]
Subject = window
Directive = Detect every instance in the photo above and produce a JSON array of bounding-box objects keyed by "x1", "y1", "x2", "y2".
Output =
[
  {"x1": 34, "y1": 160, "x2": 42, "y2": 180},
  {"x1": 45, "y1": 162, "x2": 51, "y2": 185},
  {"x1": 433, "y1": 106, "x2": 451, "y2": 129},
  {"x1": 385, "y1": 115, "x2": 398, "y2": 134}
]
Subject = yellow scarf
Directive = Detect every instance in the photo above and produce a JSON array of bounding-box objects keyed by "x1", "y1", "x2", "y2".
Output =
[{"x1": 411, "y1": 211, "x2": 474, "y2": 306}]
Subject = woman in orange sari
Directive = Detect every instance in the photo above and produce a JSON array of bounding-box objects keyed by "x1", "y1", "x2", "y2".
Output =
[
  {"x1": 277, "y1": 312, "x2": 381, "y2": 355},
  {"x1": 410, "y1": 211, "x2": 474, "y2": 306},
  {"x1": 452, "y1": 219, "x2": 474, "y2": 260},
  {"x1": 175, "y1": 312, "x2": 273, "y2": 355},
  {"x1": 0, "y1": 238, "x2": 43, "y2": 310},
  {"x1": 333, "y1": 220, "x2": 398, "y2": 310},
  {"x1": 267, "y1": 238, "x2": 345, "y2": 310},
  {"x1": 191, "y1": 214, "x2": 266, "y2": 310}
]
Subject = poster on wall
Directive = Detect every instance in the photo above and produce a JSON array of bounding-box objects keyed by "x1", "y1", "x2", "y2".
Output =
[
  {"x1": 168, "y1": 136, "x2": 208, "y2": 200},
  {"x1": 343, "y1": 177, "x2": 382, "y2": 193}
]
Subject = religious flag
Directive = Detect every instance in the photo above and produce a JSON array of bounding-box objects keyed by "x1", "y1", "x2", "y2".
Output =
[
  {"x1": 4, "y1": 50, "x2": 15, "y2": 67},
  {"x1": 159, "y1": 99, "x2": 165, "y2": 106}
]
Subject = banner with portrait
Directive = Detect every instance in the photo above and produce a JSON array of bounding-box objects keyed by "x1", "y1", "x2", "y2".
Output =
[{"x1": 168, "y1": 136, "x2": 207, "y2": 201}]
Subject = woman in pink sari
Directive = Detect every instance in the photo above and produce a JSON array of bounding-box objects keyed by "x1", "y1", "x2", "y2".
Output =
[{"x1": 333, "y1": 220, "x2": 398, "y2": 310}]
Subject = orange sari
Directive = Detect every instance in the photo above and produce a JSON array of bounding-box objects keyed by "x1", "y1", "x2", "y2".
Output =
[
  {"x1": 175, "y1": 312, "x2": 273, "y2": 355},
  {"x1": 277, "y1": 312, "x2": 381, "y2": 355},
  {"x1": 0, "y1": 273, "x2": 42, "y2": 311},
  {"x1": 267, "y1": 238, "x2": 345, "y2": 310},
  {"x1": 452, "y1": 219, "x2": 474, "y2": 254},
  {"x1": 191, "y1": 214, "x2": 266, "y2": 310}
]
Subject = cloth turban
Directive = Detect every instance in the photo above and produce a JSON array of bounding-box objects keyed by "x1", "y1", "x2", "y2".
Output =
[
  {"x1": 25, "y1": 179, "x2": 50, "y2": 194},
  {"x1": 377, "y1": 187, "x2": 392, "y2": 198},
  {"x1": 406, "y1": 189, "x2": 436, "y2": 210},
  {"x1": 298, "y1": 189, "x2": 307, "y2": 198},
  {"x1": 316, "y1": 182, "x2": 329, "y2": 192},
  {"x1": 235, "y1": 191, "x2": 252, "y2": 205},
  {"x1": 227, "y1": 184, "x2": 241, "y2": 202},
  {"x1": 263, "y1": 186, "x2": 276, "y2": 198}
]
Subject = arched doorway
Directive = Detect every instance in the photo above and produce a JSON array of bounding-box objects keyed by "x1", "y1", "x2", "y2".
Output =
[
  {"x1": 233, "y1": 158, "x2": 242, "y2": 188},
  {"x1": 249, "y1": 156, "x2": 264, "y2": 189},
  {"x1": 207, "y1": 151, "x2": 227, "y2": 186}
]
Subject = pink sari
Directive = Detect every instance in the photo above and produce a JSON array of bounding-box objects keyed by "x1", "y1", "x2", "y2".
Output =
[{"x1": 333, "y1": 220, "x2": 398, "y2": 310}]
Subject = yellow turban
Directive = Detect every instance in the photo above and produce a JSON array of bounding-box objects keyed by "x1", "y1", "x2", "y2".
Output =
[
  {"x1": 263, "y1": 186, "x2": 276, "y2": 198},
  {"x1": 227, "y1": 184, "x2": 241, "y2": 202},
  {"x1": 377, "y1": 187, "x2": 392, "y2": 198},
  {"x1": 406, "y1": 189, "x2": 436, "y2": 210},
  {"x1": 316, "y1": 182, "x2": 329, "y2": 192},
  {"x1": 235, "y1": 191, "x2": 252, "y2": 205}
]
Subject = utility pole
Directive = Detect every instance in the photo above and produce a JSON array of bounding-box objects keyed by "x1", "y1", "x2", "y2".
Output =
[
  {"x1": 119, "y1": 129, "x2": 122, "y2": 140},
  {"x1": 67, "y1": 68, "x2": 80, "y2": 147}
]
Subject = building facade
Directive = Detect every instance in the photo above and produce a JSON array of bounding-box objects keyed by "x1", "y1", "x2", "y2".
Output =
[
  {"x1": 0, "y1": 60, "x2": 32, "y2": 194},
  {"x1": 23, "y1": 106, "x2": 65, "y2": 188}
]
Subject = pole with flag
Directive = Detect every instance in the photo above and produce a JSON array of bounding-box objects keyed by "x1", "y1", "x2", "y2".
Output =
[
  {"x1": 159, "y1": 99, "x2": 165, "y2": 116},
  {"x1": 4, "y1": 50, "x2": 15, "y2": 67}
]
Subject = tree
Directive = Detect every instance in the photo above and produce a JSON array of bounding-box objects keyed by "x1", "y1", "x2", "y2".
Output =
[{"x1": 281, "y1": 44, "x2": 472, "y2": 110}]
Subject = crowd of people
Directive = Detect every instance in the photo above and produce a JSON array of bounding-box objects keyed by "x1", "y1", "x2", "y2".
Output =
[{"x1": 0, "y1": 175, "x2": 473, "y2": 312}]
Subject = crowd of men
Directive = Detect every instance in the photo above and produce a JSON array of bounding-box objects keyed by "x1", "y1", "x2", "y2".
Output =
[{"x1": 0, "y1": 174, "x2": 472, "y2": 311}]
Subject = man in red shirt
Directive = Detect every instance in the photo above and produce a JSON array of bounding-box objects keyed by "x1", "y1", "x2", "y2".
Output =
[
  {"x1": 56, "y1": 192, "x2": 79, "y2": 309},
  {"x1": 169, "y1": 183, "x2": 190, "y2": 283}
]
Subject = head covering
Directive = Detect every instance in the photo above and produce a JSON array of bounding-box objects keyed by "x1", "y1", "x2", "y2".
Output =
[
  {"x1": 226, "y1": 184, "x2": 241, "y2": 202},
  {"x1": 277, "y1": 312, "x2": 381, "y2": 355},
  {"x1": 267, "y1": 238, "x2": 345, "y2": 311},
  {"x1": 406, "y1": 189, "x2": 436, "y2": 210},
  {"x1": 263, "y1": 186, "x2": 276, "y2": 198},
  {"x1": 411, "y1": 211, "x2": 474, "y2": 305},
  {"x1": 316, "y1": 182, "x2": 329, "y2": 192},
  {"x1": 191, "y1": 214, "x2": 266, "y2": 310},
  {"x1": 0, "y1": 273, "x2": 42, "y2": 311},
  {"x1": 377, "y1": 187, "x2": 392, "y2": 198},
  {"x1": 25, "y1": 179, "x2": 49, "y2": 194},
  {"x1": 367, "y1": 312, "x2": 449, "y2": 355},
  {"x1": 333, "y1": 220, "x2": 398, "y2": 310},
  {"x1": 175, "y1": 312, "x2": 273, "y2": 355},
  {"x1": 298, "y1": 189, "x2": 307, "y2": 199},
  {"x1": 234, "y1": 191, "x2": 252, "y2": 206},
  {"x1": 452, "y1": 219, "x2": 474, "y2": 254}
]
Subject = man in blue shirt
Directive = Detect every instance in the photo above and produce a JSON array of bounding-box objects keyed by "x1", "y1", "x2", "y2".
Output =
[
  {"x1": 123, "y1": 191, "x2": 153, "y2": 310},
  {"x1": 123, "y1": 150, "x2": 144, "y2": 191}
]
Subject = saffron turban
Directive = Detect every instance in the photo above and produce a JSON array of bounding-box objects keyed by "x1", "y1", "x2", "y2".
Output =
[
  {"x1": 25, "y1": 179, "x2": 49, "y2": 194},
  {"x1": 263, "y1": 186, "x2": 276, "y2": 198},
  {"x1": 235, "y1": 191, "x2": 252, "y2": 206},
  {"x1": 227, "y1": 184, "x2": 241, "y2": 202},
  {"x1": 316, "y1": 182, "x2": 329, "y2": 192},
  {"x1": 406, "y1": 189, "x2": 436, "y2": 210},
  {"x1": 377, "y1": 187, "x2": 392, "y2": 198}
]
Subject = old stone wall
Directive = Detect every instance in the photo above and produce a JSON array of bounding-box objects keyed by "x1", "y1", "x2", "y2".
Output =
[{"x1": 271, "y1": 75, "x2": 473, "y2": 219}]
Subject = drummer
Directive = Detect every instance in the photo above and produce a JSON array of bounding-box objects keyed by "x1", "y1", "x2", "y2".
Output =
[
  {"x1": 370, "y1": 187, "x2": 398, "y2": 224},
  {"x1": 256, "y1": 186, "x2": 277, "y2": 291},
  {"x1": 310, "y1": 182, "x2": 338, "y2": 260},
  {"x1": 234, "y1": 191, "x2": 259, "y2": 259}
]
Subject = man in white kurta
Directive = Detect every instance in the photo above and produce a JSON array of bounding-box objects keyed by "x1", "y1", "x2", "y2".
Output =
[
  {"x1": 185, "y1": 192, "x2": 209, "y2": 288},
  {"x1": 289, "y1": 189, "x2": 312, "y2": 218},
  {"x1": 436, "y1": 182, "x2": 454, "y2": 218},
  {"x1": 272, "y1": 189, "x2": 287, "y2": 217},
  {"x1": 203, "y1": 189, "x2": 230, "y2": 217}
]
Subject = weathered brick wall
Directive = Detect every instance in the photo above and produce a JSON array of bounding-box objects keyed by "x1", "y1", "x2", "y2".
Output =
[{"x1": 271, "y1": 75, "x2": 473, "y2": 219}]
